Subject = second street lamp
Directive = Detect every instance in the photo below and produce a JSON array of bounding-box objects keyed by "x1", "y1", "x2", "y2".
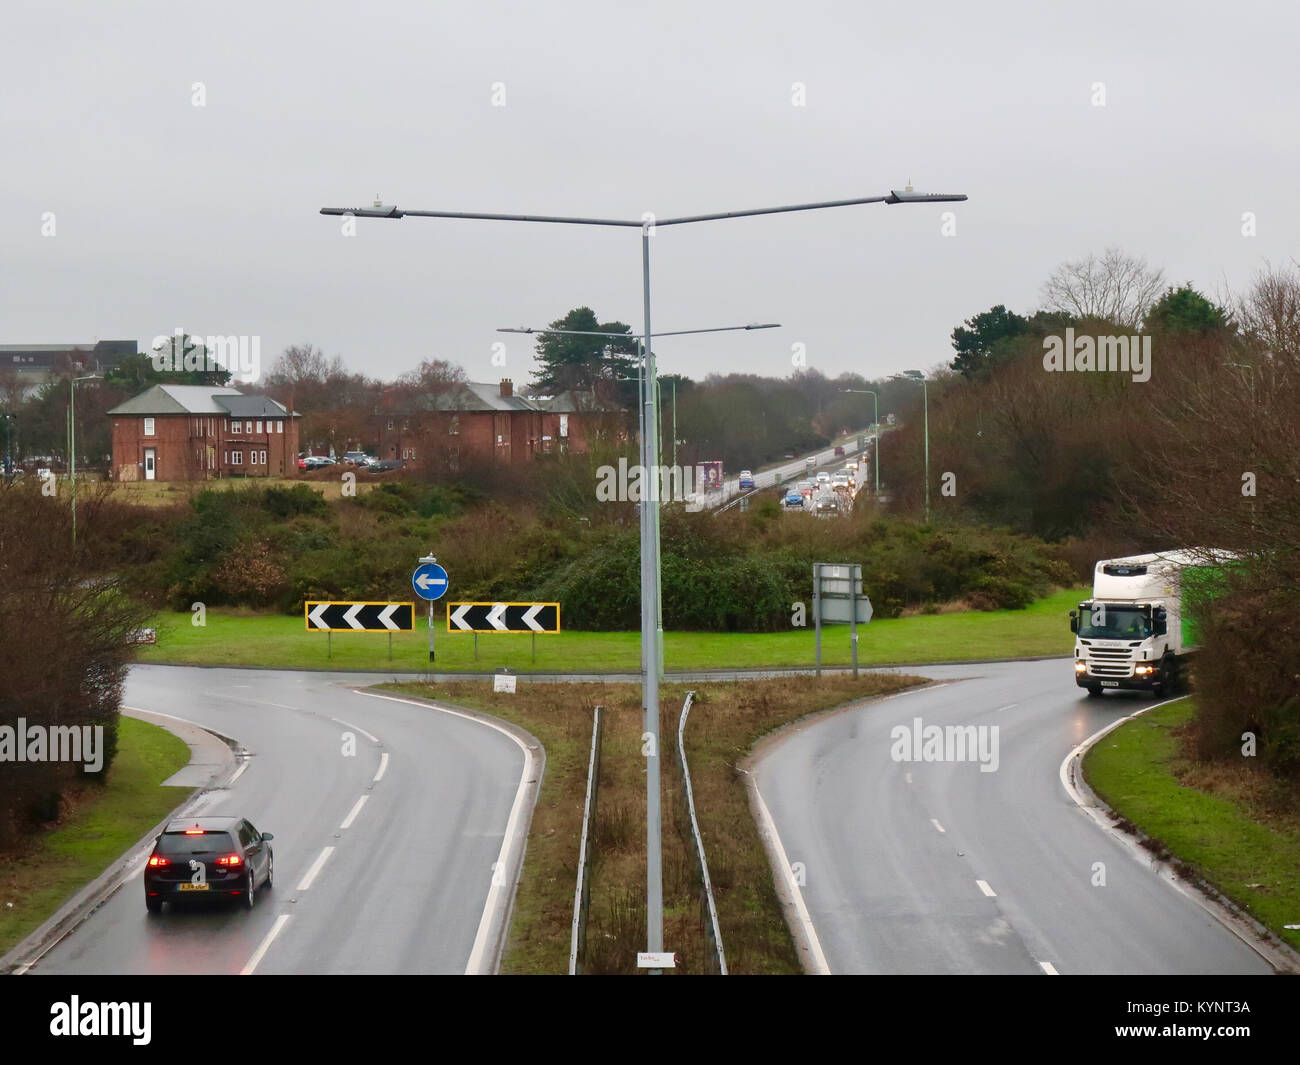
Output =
[
  {"x1": 70, "y1": 374, "x2": 101, "y2": 546},
  {"x1": 892, "y1": 370, "x2": 930, "y2": 523},
  {"x1": 323, "y1": 182, "x2": 966, "y2": 968},
  {"x1": 840, "y1": 388, "x2": 880, "y2": 499}
]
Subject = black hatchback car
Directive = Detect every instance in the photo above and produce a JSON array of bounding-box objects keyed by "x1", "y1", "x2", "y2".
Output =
[{"x1": 144, "y1": 816, "x2": 274, "y2": 914}]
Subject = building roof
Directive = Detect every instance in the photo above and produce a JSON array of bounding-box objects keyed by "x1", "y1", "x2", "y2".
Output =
[
  {"x1": 2, "y1": 340, "x2": 137, "y2": 374},
  {"x1": 215, "y1": 394, "x2": 292, "y2": 418},
  {"x1": 393, "y1": 381, "x2": 611, "y2": 415},
  {"x1": 107, "y1": 384, "x2": 294, "y2": 417}
]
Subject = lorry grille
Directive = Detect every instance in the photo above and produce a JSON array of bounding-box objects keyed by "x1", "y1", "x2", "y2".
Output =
[
  {"x1": 1089, "y1": 662, "x2": 1133, "y2": 677},
  {"x1": 1084, "y1": 648, "x2": 1134, "y2": 677}
]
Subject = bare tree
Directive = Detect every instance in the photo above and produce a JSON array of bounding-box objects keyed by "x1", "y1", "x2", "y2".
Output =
[
  {"x1": 1234, "y1": 260, "x2": 1300, "y2": 366},
  {"x1": 1041, "y1": 247, "x2": 1166, "y2": 328}
]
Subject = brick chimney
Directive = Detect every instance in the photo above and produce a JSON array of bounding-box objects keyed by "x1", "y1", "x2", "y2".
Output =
[{"x1": 500, "y1": 378, "x2": 513, "y2": 397}]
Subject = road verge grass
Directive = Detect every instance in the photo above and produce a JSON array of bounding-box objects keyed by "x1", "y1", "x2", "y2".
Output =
[
  {"x1": 382, "y1": 672, "x2": 924, "y2": 973},
  {"x1": 0, "y1": 717, "x2": 192, "y2": 957},
  {"x1": 139, "y1": 587, "x2": 1082, "y2": 673},
  {"x1": 1083, "y1": 697, "x2": 1300, "y2": 954}
]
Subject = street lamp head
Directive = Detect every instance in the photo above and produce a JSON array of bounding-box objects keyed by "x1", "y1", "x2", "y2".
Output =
[
  {"x1": 884, "y1": 186, "x2": 968, "y2": 205},
  {"x1": 319, "y1": 203, "x2": 404, "y2": 219}
]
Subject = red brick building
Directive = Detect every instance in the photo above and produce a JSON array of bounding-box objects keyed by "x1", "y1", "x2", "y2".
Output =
[
  {"x1": 108, "y1": 385, "x2": 300, "y2": 482},
  {"x1": 375, "y1": 379, "x2": 615, "y2": 471}
]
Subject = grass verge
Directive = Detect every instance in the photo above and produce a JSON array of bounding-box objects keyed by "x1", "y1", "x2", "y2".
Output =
[
  {"x1": 1083, "y1": 697, "x2": 1300, "y2": 954},
  {"x1": 382, "y1": 671, "x2": 923, "y2": 973},
  {"x1": 139, "y1": 587, "x2": 1083, "y2": 673},
  {"x1": 0, "y1": 716, "x2": 192, "y2": 957}
]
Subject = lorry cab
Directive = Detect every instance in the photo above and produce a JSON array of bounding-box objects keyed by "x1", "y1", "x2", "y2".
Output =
[{"x1": 1069, "y1": 551, "x2": 1217, "y2": 698}]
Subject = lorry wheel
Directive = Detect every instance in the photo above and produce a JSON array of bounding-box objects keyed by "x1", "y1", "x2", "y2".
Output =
[
  {"x1": 1086, "y1": 686, "x2": 1103, "y2": 698},
  {"x1": 1152, "y1": 659, "x2": 1171, "y2": 697}
]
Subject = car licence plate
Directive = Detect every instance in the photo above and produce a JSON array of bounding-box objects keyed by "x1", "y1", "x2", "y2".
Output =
[
  {"x1": 178, "y1": 883, "x2": 209, "y2": 892},
  {"x1": 1100, "y1": 681, "x2": 1119, "y2": 688}
]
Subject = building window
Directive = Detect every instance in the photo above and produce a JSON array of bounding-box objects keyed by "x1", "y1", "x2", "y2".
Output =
[
  {"x1": 401, "y1": 448, "x2": 415, "y2": 461},
  {"x1": 256, "y1": 420, "x2": 263, "y2": 434},
  {"x1": 224, "y1": 450, "x2": 229, "y2": 464},
  {"x1": 245, "y1": 420, "x2": 253, "y2": 434},
  {"x1": 143, "y1": 417, "x2": 155, "y2": 436},
  {"x1": 233, "y1": 451, "x2": 243, "y2": 465},
  {"x1": 402, "y1": 419, "x2": 409, "y2": 431},
  {"x1": 448, "y1": 416, "x2": 459, "y2": 435},
  {"x1": 387, "y1": 419, "x2": 394, "y2": 430},
  {"x1": 260, "y1": 450, "x2": 267, "y2": 464},
  {"x1": 276, "y1": 420, "x2": 283, "y2": 433},
  {"x1": 559, "y1": 414, "x2": 569, "y2": 438}
]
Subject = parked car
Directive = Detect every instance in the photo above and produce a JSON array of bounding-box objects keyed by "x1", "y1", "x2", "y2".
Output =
[
  {"x1": 371, "y1": 459, "x2": 404, "y2": 472},
  {"x1": 302, "y1": 455, "x2": 336, "y2": 469},
  {"x1": 342, "y1": 451, "x2": 373, "y2": 466}
]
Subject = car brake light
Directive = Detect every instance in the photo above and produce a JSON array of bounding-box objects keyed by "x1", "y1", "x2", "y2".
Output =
[
  {"x1": 216, "y1": 853, "x2": 243, "y2": 867},
  {"x1": 184, "y1": 828, "x2": 204, "y2": 835},
  {"x1": 148, "y1": 855, "x2": 170, "y2": 867}
]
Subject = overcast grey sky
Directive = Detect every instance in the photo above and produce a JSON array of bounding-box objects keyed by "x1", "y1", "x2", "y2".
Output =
[{"x1": 4, "y1": 0, "x2": 1296, "y2": 388}]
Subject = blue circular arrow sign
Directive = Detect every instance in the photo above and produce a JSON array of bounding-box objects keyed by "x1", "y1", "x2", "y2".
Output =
[{"x1": 411, "y1": 562, "x2": 449, "y2": 601}]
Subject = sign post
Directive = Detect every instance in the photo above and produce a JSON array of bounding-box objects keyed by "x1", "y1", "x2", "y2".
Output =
[
  {"x1": 812, "y1": 563, "x2": 872, "y2": 674},
  {"x1": 413, "y1": 555, "x2": 449, "y2": 663}
]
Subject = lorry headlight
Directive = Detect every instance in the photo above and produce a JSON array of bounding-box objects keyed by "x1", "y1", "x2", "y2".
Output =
[
  {"x1": 1074, "y1": 661, "x2": 1087, "y2": 672},
  {"x1": 1134, "y1": 664, "x2": 1153, "y2": 675}
]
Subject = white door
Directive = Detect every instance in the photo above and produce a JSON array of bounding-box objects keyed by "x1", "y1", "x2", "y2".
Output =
[{"x1": 144, "y1": 448, "x2": 156, "y2": 481}]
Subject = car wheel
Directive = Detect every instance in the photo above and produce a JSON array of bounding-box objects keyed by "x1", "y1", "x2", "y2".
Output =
[
  {"x1": 245, "y1": 867, "x2": 257, "y2": 908},
  {"x1": 146, "y1": 896, "x2": 163, "y2": 915},
  {"x1": 1086, "y1": 686, "x2": 1103, "y2": 698}
]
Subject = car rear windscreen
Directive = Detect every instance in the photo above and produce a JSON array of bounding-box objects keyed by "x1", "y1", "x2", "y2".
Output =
[{"x1": 157, "y1": 831, "x2": 237, "y2": 856}]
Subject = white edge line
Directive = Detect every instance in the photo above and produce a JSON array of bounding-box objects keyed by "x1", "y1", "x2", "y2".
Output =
[
  {"x1": 228, "y1": 761, "x2": 249, "y2": 785},
  {"x1": 751, "y1": 782, "x2": 832, "y2": 975},
  {"x1": 340, "y1": 790, "x2": 366, "y2": 832},
  {"x1": 241, "y1": 914, "x2": 291, "y2": 975},
  {"x1": 296, "y1": 846, "x2": 334, "y2": 891},
  {"x1": 373, "y1": 751, "x2": 389, "y2": 782},
  {"x1": 1059, "y1": 694, "x2": 1299, "y2": 974},
  {"x1": 354, "y1": 690, "x2": 539, "y2": 976},
  {"x1": 331, "y1": 716, "x2": 379, "y2": 744}
]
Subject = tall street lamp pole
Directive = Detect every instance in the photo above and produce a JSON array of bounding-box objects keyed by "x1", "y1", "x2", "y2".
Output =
[
  {"x1": 324, "y1": 183, "x2": 966, "y2": 966},
  {"x1": 70, "y1": 374, "x2": 100, "y2": 546},
  {"x1": 840, "y1": 388, "x2": 879, "y2": 498}
]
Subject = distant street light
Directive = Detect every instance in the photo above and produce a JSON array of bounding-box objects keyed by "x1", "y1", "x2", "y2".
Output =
[
  {"x1": 322, "y1": 182, "x2": 966, "y2": 968},
  {"x1": 70, "y1": 374, "x2": 101, "y2": 546},
  {"x1": 891, "y1": 370, "x2": 930, "y2": 523},
  {"x1": 839, "y1": 389, "x2": 880, "y2": 498}
]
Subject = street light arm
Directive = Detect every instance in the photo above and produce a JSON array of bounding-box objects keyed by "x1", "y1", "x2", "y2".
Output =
[
  {"x1": 320, "y1": 205, "x2": 641, "y2": 227},
  {"x1": 498, "y1": 323, "x2": 779, "y2": 339},
  {"x1": 320, "y1": 189, "x2": 967, "y2": 229}
]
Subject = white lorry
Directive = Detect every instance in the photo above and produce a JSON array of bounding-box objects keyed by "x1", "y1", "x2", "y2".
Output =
[{"x1": 1070, "y1": 549, "x2": 1231, "y2": 698}]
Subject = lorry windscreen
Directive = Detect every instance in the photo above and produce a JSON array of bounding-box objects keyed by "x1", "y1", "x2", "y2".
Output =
[{"x1": 1078, "y1": 605, "x2": 1151, "y2": 639}]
